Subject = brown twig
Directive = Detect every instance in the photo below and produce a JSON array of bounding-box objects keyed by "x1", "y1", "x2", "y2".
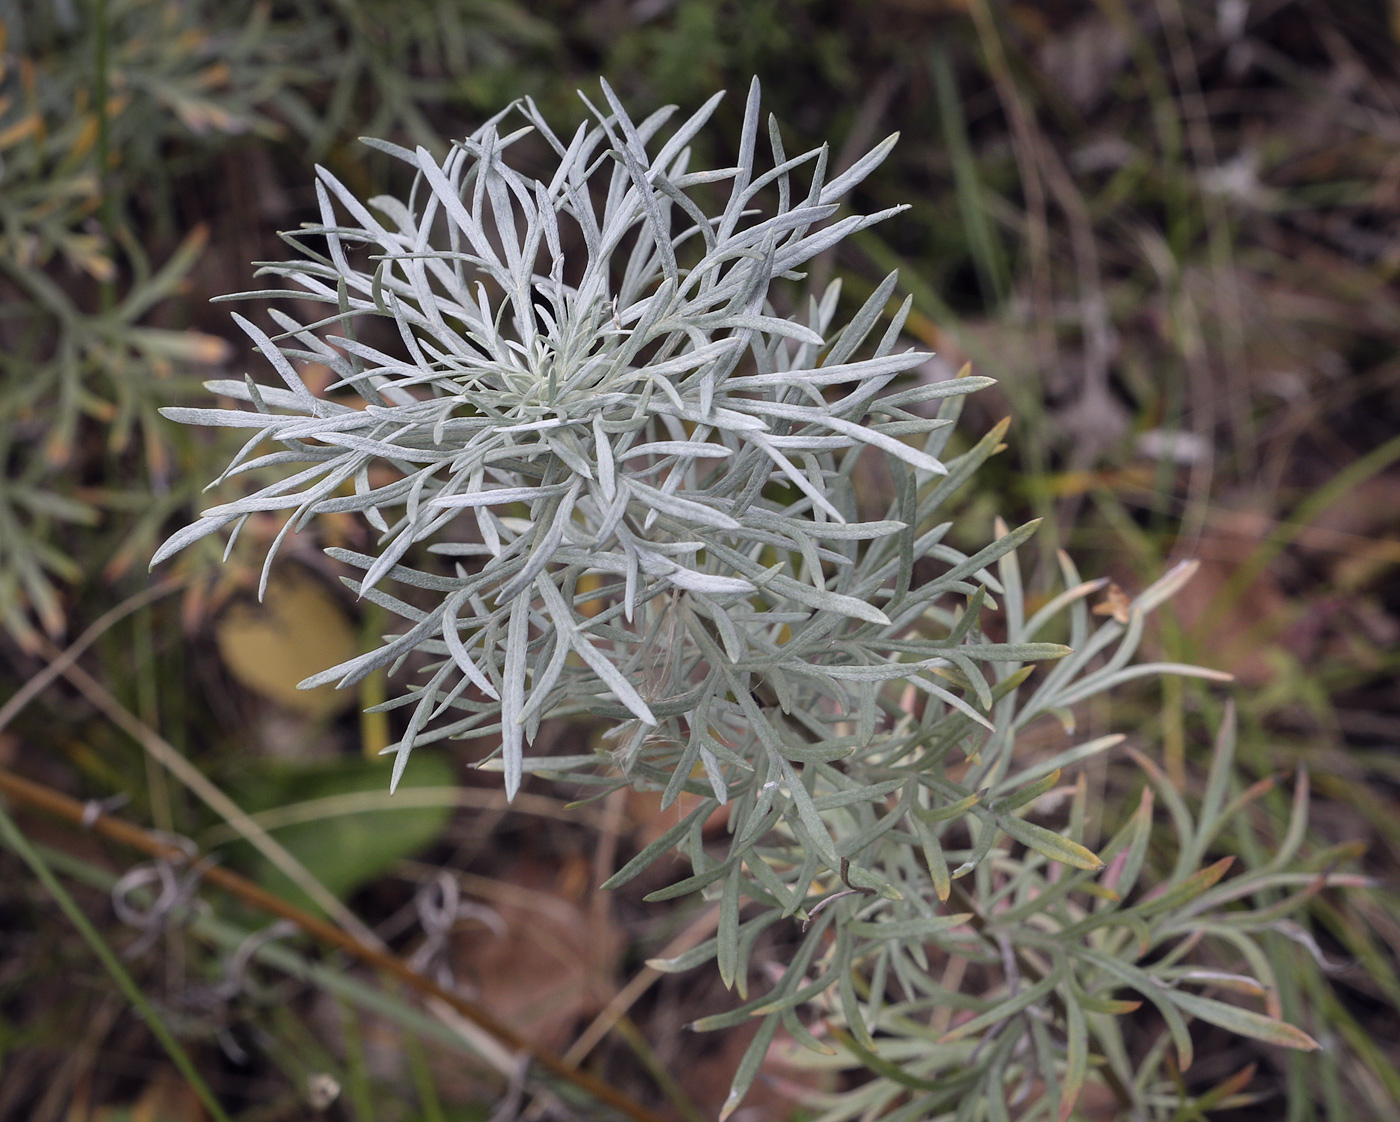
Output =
[
  {"x1": 0, "y1": 765, "x2": 670, "y2": 1122},
  {"x1": 33, "y1": 634, "x2": 384, "y2": 951}
]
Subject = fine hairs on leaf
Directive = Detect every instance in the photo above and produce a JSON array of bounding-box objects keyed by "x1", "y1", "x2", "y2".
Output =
[{"x1": 156, "y1": 80, "x2": 1339, "y2": 1120}]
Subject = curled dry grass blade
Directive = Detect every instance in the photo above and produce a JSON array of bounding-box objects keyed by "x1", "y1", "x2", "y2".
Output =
[{"x1": 0, "y1": 766, "x2": 670, "y2": 1122}]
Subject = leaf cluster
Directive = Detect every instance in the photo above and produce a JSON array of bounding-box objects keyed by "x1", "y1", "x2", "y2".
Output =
[
  {"x1": 0, "y1": 0, "x2": 550, "y2": 645},
  {"x1": 156, "y1": 79, "x2": 1341, "y2": 1119}
]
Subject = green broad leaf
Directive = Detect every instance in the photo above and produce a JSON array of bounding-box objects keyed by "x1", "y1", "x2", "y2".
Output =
[
  {"x1": 925, "y1": 518, "x2": 1039, "y2": 594},
  {"x1": 1266, "y1": 765, "x2": 1311, "y2": 874},
  {"x1": 812, "y1": 778, "x2": 905, "y2": 810},
  {"x1": 914, "y1": 788, "x2": 986, "y2": 824},
  {"x1": 215, "y1": 574, "x2": 361, "y2": 719},
  {"x1": 700, "y1": 935, "x2": 835, "y2": 1026},
  {"x1": 1134, "y1": 558, "x2": 1202, "y2": 614},
  {"x1": 782, "y1": 1006, "x2": 836, "y2": 1055},
  {"x1": 847, "y1": 914, "x2": 971, "y2": 940},
  {"x1": 1050, "y1": 662, "x2": 1234, "y2": 712},
  {"x1": 944, "y1": 584, "x2": 989, "y2": 645},
  {"x1": 909, "y1": 675, "x2": 995, "y2": 731},
  {"x1": 1058, "y1": 991, "x2": 1088, "y2": 1122},
  {"x1": 718, "y1": 1013, "x2": 779, "y2": 1121},
  {"x1": 1073, "y1": 949, "x2": 1195, "y2": 1070},
  {"x1": 602, "y1": 798, "x2": 717, "y2": 889},
  {"x1": 994, "y1": 768, "x2": 1062, "y2": 814},
  {"x1": 915, "y1": 818, "x2": 952, "y2": 902},
  {"x1": 836, "y1": 927, "x2": 875, "y2": 1048},
  {"x1": 1129, "y1": 857, "x2": 1235, "y2": 917},
  {"x1": 225, "y1": 755, "x2": 455, "y2": 917},
  {"x1": 946, "y1": 651, "x2": 992, "y2": 710},
  {"x1": 744, "y1": 851, "x2": 801, "y2": 919},
  {"x1": 938, "y1": 969, "x2": 1060, "y2": 1043},
  {"x1": 718, "y1": 863, "x2": 743, "y2": 988},
  {"x1": 1076, "y1": 992, "x2": 1143, "y2": 1016},
  {"x1": 1195, "y1": 701, "x2": 1238, "y2": 855},
  {"x1": 995, "y1": 734, "x2": 1125, "y2": 795},
  {"x1": 648, "y1": 912, "x2": 781, "y2": 976},
  {"x1": 954, "y1": 642, "x2": 1073, "y2": 662},
  {"x1": 643, "y1": 857, "x2": 734, "y2": 902},
  {"x1": 993, "y1": 665, "x2": 1036, "y2": 695},
  {"x1": 1165, "y1": 989, "x2": 1320, "y2": 1051},
  {"x1": 997, "y1": 814, "x2": 1104, "y2": 871},
  {"x1": 819, "y1": 659, "x2": 951, "y2": 682},
  {"x1": 828, "y1": 1026, "x2": 975, "y2": 1093},
  {"x1": 777, "y1": 757, "x2": 840, "y2": 867}
]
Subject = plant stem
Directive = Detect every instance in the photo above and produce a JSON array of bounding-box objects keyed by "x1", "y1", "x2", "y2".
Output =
[{"x1": 0, "y1": 766, "x2": 670, "y2": 1122}]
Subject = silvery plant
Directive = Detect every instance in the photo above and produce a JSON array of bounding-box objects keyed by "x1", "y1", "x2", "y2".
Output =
[{"x1": 157, "y1": 80, "x2": 1336, "y2": 1120}]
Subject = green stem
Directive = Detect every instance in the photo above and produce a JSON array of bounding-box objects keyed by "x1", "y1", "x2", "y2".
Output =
[{"x1": 0, "y1": 801, "x2": 233, "y2": 1122}]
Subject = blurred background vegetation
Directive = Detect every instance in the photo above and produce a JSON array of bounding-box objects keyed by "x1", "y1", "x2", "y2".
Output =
[{"x1": 1, "y1": 0, "x2": 1398, "y2": 1118}]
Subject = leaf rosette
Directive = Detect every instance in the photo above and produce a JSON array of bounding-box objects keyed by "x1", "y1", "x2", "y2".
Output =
[
  {"x1": 155, "y1": 79, "x2": 995, "y2": 793},
  {"x1": 154, "y1": 79, "x2": 1340, "y2": 1121}
]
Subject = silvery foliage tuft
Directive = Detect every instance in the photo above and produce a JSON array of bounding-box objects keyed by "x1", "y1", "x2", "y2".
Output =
[
  {"x1": 154, "y1": 77, "x2": 985, "y2": 795},
  {"x1": 157, "y1": 81, "x2": 1336, "y2": 1119}
]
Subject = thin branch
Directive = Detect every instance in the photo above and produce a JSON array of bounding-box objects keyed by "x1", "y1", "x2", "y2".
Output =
[
  {"x1": 0, "y1": 765, "x2": 670, "y2": 1122},
  {"x1": 35, "y1": 634, "x2": 385, "y2": 952}
]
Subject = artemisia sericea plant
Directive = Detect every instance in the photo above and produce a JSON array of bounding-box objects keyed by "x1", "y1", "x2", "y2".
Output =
[{"x1": 155, "y1": 79, "x2": 1352, "y2": 1120}]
